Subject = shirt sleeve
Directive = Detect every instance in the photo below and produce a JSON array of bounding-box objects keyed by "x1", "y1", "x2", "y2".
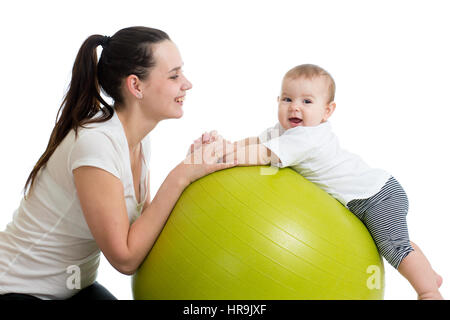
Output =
[
  {"x1": 258, "y1": 123, "x2": 282, "y2": 144},
  {"x1": 68, "y1": 130, "x2": 122, "y2": 179},
  {"x1": 261, "y1": 127, "x2": 314, "y2": 168}
]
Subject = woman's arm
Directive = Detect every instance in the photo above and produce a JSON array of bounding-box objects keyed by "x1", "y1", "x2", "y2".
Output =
[
  {"x1": 73, "y1": 141, "x2": 236, "y2": 275},
  {"x1": 73, "y1": 165, "x2": 185, "y2": 275}
]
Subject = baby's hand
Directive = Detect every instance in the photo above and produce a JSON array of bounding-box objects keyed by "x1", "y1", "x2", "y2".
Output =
[
  {"x1": 202, "y1": 130, "x2": 219, "y2": 143},
  {"x1": 187, "y1": 130, "x2": 232, "y2": 156}
]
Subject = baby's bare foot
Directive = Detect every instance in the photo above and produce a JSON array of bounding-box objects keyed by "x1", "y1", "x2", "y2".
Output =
[
  {"x1": 418, "y1": 291, "x2": 444, "y2": 300},
  {"x1": 436, "y1": 273, "x2": 443, "y2": 288}
]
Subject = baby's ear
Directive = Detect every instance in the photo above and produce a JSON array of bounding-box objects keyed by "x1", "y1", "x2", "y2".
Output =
[
  {"x1": 324, "y1": 101, "x2": 336, "y2": 120},
  {"x1": 277, "y1": 96, "x2": 280, "y2": 103},
  {"x1": 329, "y1": 101, "x2": 336, "y2": 111}
]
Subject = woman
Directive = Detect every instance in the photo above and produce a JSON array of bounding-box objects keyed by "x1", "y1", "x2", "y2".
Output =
[{"x1": 0, "y1": 26, "x2": 235, "y2": 300}]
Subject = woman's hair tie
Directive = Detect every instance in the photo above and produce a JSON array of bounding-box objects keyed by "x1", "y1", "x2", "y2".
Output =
[{"x1": 100, "y1": 35, "x2": 111, "y2": 48}]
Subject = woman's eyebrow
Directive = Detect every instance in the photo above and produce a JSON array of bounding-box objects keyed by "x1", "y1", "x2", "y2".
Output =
[{"x1": 167, "y1": 64, "x2": 184, "y2": 73}]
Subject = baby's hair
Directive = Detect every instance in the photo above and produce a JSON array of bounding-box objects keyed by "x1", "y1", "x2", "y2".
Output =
[{"x1": 284, "y1": 64, "x2": 336, "y2": 103}]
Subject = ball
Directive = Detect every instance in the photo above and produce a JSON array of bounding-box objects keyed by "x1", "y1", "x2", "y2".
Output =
[{"x1": 132, "y1": 166, "x2": 384, "y2": 299}]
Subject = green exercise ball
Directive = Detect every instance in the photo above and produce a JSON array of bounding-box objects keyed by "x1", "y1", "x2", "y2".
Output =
[{"x1": 132, "y1": 166, "x2": 384, "y2": 299}]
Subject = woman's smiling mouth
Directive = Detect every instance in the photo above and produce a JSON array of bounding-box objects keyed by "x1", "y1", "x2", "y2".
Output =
[{"x1": 175, "y1": 96, "x2": 185, "y2": 104}]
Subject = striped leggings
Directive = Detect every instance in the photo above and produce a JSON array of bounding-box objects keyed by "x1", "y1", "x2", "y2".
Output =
[{"x1": 347, "y1": 176, "x2": 414, "y2": 269}]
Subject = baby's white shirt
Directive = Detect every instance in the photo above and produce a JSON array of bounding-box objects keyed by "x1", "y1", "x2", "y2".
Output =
[{"x1": 259, "y1": 121, "x2": 391, "y2": 207}]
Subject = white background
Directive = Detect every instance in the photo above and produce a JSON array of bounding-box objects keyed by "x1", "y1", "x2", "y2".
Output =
[{"x1": 1, "y1": 0, "x2": 449, "y2": 300}]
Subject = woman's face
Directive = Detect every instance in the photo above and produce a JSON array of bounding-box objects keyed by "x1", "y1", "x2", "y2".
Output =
[{"x1": 140, "y1": 40, "x2": 192, "y2": 121}]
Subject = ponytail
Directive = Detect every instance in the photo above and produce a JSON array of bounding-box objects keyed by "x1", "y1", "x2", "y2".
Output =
[{"x1": 24, "y1": 26, "x2": 170, "y2": 196}]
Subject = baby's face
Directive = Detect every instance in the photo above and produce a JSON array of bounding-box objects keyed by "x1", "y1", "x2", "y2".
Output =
[{"x1": 277, "y1": 76, "x2": 335, "y2": 130}]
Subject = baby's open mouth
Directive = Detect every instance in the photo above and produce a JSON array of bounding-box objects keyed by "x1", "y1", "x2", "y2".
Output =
[{"x1": 289, "y1": 117, "x2": 302, "y2": 124}]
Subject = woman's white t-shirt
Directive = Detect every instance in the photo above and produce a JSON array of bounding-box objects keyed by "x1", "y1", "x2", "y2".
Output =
[
  {"x1": 0, "y1": 111, "x2": 150, "y2": 300},
  {"x1": 259, "y1": 121, "x2": 390, "y2": 206}
]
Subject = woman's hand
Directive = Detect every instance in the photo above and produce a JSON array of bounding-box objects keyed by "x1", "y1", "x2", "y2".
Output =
[
  {"x1": 177, "y1": 135, "x2": 237, "y2": 187},
  {"x1": 187, "y1": 130, "x2": 232, "y2": 156}
]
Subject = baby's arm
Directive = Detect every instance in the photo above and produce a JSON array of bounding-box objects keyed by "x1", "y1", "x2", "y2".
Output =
[
  {"x1": 224, "y1": 137, "x2": 280, "y2": 166},
  {"x1": 234, "y1": 136, "x2": 259, "y2": 149}
]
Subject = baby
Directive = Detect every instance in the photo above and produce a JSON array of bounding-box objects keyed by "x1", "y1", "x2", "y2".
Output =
[{"x1": 220, "y1": 64, "x2": 443, "y2": 300}]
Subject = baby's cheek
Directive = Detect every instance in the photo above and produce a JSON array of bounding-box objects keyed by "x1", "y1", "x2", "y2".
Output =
[{"x1": 277, "y1": 109, "x2": 288, "y2": 129}]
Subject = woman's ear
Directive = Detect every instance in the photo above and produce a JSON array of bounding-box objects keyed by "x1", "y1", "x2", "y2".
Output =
[{"x1": 126, "y1": 74, "x2": 143, "y2": 99}]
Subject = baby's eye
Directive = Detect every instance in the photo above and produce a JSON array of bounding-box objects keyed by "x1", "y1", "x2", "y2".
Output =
[
  {"x1": 303, "y1": 99, "x2": 312, "y2": 104},
  {"x1": 282, "y1": 97, "x2": 292, "y2": 102}
]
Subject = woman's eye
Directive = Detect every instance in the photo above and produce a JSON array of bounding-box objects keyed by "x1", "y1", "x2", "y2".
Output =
[{"x1": 170, "y1": 75, "x2": 179, "y2": 80}]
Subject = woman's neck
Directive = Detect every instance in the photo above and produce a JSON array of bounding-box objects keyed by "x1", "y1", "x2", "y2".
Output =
[{"x1": 115, "y1": 105, "x2": 158, "y2": 153}]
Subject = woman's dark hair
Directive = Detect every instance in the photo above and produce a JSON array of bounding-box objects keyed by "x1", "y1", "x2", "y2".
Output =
[{"x1": 24, "y1": 26, "x2": 170, "y2": 196}]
